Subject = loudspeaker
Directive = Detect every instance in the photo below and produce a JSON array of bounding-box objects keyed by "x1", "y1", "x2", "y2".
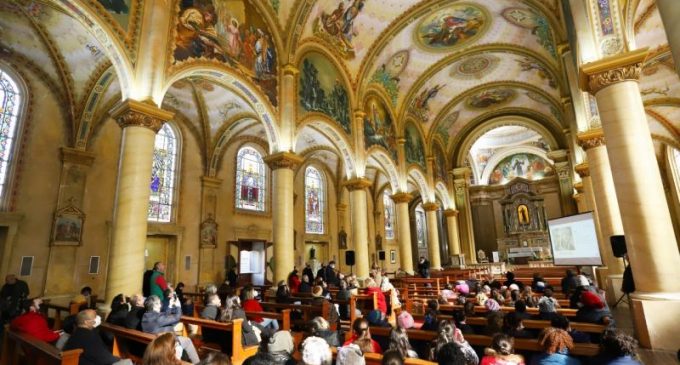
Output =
[
  {"x1": 345, "y1": 250, "x2": 355, "y2": 266},
  {"x1": 610, "y1": 235, "x2": 627, "y2": 258},
  {"x1": 378, "y1": 251, "x2": 386, "y2": 261}
]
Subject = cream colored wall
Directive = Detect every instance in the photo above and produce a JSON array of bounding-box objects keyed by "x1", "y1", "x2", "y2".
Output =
[{"x1": 373, "y1": 189, "x2": 400, "y2": 273}]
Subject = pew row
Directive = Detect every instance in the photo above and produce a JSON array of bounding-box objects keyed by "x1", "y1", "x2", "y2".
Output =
[{"x1": 1, "y1": 326, "x2": 82, "y2": 365}]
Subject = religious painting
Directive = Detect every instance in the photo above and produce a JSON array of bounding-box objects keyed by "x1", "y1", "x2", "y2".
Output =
[
  {"x1": 52, "y1": 204, "x2": 85, "y2": 246},
  {"x1": 435, "y1": 111, "x2": 459, "y2": 148},
  {"x1": 409, "y1": 84, "x2": 444, "y2": 123},
  {"x1": 298, "y1": 53, "x2": 351, "y2": 135},
  {"x1": 415, "y1": 3, "x2": 489, "y2": 51},
  {"x1": 404, "y1": 123, "x2": 426, "y2": 169},
  {"x1": 516, "y1": 57, "x2": 556, "y2": 89},
  {"x1": 313, "y1": 0, "x2": 366, "y2": 58},
  {"x1": 466, "y1": 88, "x2": 517, "y2": 109},
  {"x1": 433, "y1": 143, "x2": 447, "y2": 182},
  {"x1": 517, "y1": 204, "x2": 530, "y2": 225},
  {"x1": 200, "y1": 215, "x2": 218, "y2": 247},
  {"x1": 97, "y1": 0, "x2": 131, "y2": 29},
  {"x1": 390, "y1": 249, "x2": 396, "y2": 264},
  {"x1": 502, "y1": 7, "x2": 556, "y2": 58},
  {"x1": 173, "y1": 0, "x2": 278, "y2": 106},
  {"x1": 370, "y1": 50, "x2": 409, "y2": 106},
  {"x1": 364, "y1": 96, "x2": 398, "y2": 160},
  {"x1": 450, "y1": 54, "x2": 500, "y2": 80},
  {"x1": 305, "y1": 166, "x2": 325, "y2": 234},
  {"x1": 488, "y1": 153, "x2": 554, "y2": 185}
]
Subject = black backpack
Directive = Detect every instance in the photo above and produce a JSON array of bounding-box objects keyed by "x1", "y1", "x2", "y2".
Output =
[{"x1": 142, "y1": 269, "x2": 153, "y2": 297}]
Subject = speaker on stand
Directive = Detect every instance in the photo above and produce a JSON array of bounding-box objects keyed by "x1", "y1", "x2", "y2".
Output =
[
  {"x1": 345, "y1": 250, "x2": 355, "y2": 275},
  {"x1": 610, "y1": 235, "x2": 634, "y2": 308}
]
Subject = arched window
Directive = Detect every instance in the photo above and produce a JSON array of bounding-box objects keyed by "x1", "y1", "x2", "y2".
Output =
[
  {"x1": 0, "y1": 68, "x2": 23, "y2": 203},
  {"x1": 148, "y1": 124, "x2": 179, "y2": 222},
  {"x1": 235, "y1": 146, "x2": 266, "y2": 211},
  {"x1": 383, "y1": 189, "x2": 395, "y2": 239},
  {"x1": 305, "y1": 166, "x2": 325, "y2": 234},
  {"x1": 415, "y1": 203, "x2": 427, "y2": 247}
]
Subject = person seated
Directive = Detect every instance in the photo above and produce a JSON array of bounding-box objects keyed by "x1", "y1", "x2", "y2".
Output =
[
  {"x1": 483, "y1": 311, "x2": 505, "y2": 336},
  {"x1": 55, "y1": 314, "x2": 76, "y2": 350},
  {"x1": 491, "y1": 289, "x2": 505, "y2": 305},
  {"x1": 569, "y1": 275, "x2": 595, "y2": 309},
  {"x1": 594, "y1": 329, "x2": 643, "y2": 365},
  {"x1": 336, "y1": 279, "x2": 351, "y2": 320},
  {"x1": 63, "y1": 309, "x2": 132, "y2": 365},
  {"x1": 200, "y1": 293, "x2": 221, "y2": 320},
  {"x1": 538, "y1": 288, "x2": 560, "y2": 320},
  {"x1": 124, "y1": 294, "x2": 145, "y2": 330},
  {"x1": 429, "y1": 320, "x2": 478, "y2": 364},
  {"x1": 301, "y1": 336, "x2": 333, "y2": 365},
  {"x1": 216, "y1": 299, "x2": 259, "y2": 348},
  {"x1": 485, "y1": 298, "x2": 502, "y2": 315},
  {"x1": 397, "y1": 310, "x2": 415, "y2": 330},
  {"x1": 480, "y1": 333, "x2": 526, "y2": 365},
  {"x1": 367, "y1": 309, "x2": 391, "y2": 328},
  {"x1": 199, "y1": 352, "x2": 232, "y2": 365},
  {"x1": 514, "y1": 300, "x2": 532, "y2": 320},
  {"x1": 275, "y1": 280, "x2": 292, "y2": 304},
  {"x1": 106, "y1": 294, "x2": 130, "y2": 327},
  {"x1": 441, "y1": 283, "x2": 456, "y2": 301},
  {"x1": 463, "y1": 300, "x2": 476, "y2": 318},
  {"x1": 141, "y1": 295, "x2": 200, "y2": 364},
  {"x1": 381, "y1": 349, "x2": 405, "y2": 365},
  {"x1": 477, "y1": 286, "x2": 491, "y2": 306},
  {"x1": 343, "y1": 317, "x2": 382, "y2": 353},
  {"x1": 310, "y1": 285, "x2": 338, "y2": 323},
  {"x1": 529, "y1": 327, "x2": 581, "y2": 365},
  {"x1": 243, "y1": 330, "x2": 295, "y2": 365},
  {"x1": 421, "y1": 299, "x2": 441, "y2": 331},
  {"x1": 287, "y1": 269, "x2": 301, "y2": 294},
  {"x1": 364, "y1": 278, "x2": 388, "y2": 315},
  {"x1": 502, "y1": 312, "x2": 533, "y2": 339},
  {"x1": 10, "y1": 298, "x2": 61, "y2": 343},
  {"x1": 436, "y1": 341, "x2": 475, "y2": 365},
  {"x1": 175, "y1": 282, "x2": 194, "y2": 316},
  {"x1": 532, "y1": 273, "x2": 546, "y2": 293},
  {"x1": 503, "y1": 272, "x2": 519, "y2": 288},
  {"x1": 0, "y1": 274, "x2": 30, "y2": 325},
  {"x1": 455, "y1": 280, "x2": 470, "y2": 296},
  {"x1": 242, "y1": 286, "x2": 279, "y2": 331},
  {"x1": 71, "y1": 286, "x2": 93, "y2": 310},
  {"x1": 388, "y1": 326, "x2": 418, "y2": 358},
  {"x1": 308, "y1": 316, "x2": 342, "y2": 347},
  {"x1": 576, "y1": 291, "x2": 613, "y2": 325},
  {"x1": 550, "y1": 315, "x2": 590, "y2": 343},
  {"x1": 561, "y1": 270, "x2": 578, "y2": 295},
  {"x1": 143, "y1": 332, "x2": 184, "y2": 365},
  {"x1": 453, "y1": 310, "x2": 475, "y2": 335},
  {"x1": 521, "y1": 286, "x2": 538, "y2": 308},
  {"x1": 299, "y1": 274, "x2": 313, "y2": 294}
]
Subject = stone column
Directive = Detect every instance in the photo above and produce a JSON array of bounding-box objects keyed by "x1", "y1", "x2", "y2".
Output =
[
  {"x1": 392, "y1": 192, "x2": 414, "y2": 274},
  {"x1": 581, "y1": 49, "x2": 680, "y2": 350},
  {"x1": 105, "y1": 100, "x2": 173, "y2": 303},
  {"x1": 264, "y1": 152, "x2": 303, "y2": 283},
  {"x1": 453, "y1": 167, "x2": 476, "y2": 264},
  {"x1": 656, "y1": 0, "x2": 680, "y2": 76},
  {"x1": 345, "y1": 178, "x2": 372, "y2": 279},
  {"x1": 547, "y1": 150, "x2": 577, "y2": 216},
  {"x1": 578, "y1": 130, "x2": 625, "y2": 276},
  {"x1": 423, "y1": 202, "x2": 441, "y2": 269},
  {"x1": 198, "y1": 176, "x2": 221, "y2": 285},
  {"x1": 443, "y1": 209, "x2": 461, "y2": 257},
  {"x1": 572, "y1": 182, "x2": 588, "y2": 213}
]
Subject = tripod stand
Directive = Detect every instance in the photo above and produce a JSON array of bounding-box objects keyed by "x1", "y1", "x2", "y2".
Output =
[{"x1": 612, "y1": 254, "x2": 633, "y2": 309}]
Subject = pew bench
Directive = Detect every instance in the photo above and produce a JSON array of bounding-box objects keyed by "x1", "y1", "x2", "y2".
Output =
[
  {"x1": 1, "y1": 326, "x2": 82, "y2": 365},
  {"x1": 179, "y1": 316, "x2": 257, "y2": 365}
]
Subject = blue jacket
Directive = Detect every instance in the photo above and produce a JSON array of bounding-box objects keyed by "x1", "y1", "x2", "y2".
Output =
[
  {"x1": 529, "y1": 350, "x2": 582, "y2": 365},
  {"x1": 141, "y1": 306, "x2": 181, "y2": 334}
]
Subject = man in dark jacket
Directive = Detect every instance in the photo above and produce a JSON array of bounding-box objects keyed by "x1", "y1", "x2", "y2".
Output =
[
  {"x1": 418, "y1": 256, "x2": 430, "y2": 278},
  {"x1": 63, "y1": 309, "x2": 132, "y2": 365},
  {"x1": 0, "y1": 274, "x2": 29, "y2": 324},
  {"x1": 302, "y1": 263, "x2": 315, "y2": 284},
  {"x1": 324, "y1": 261, "x2": 339, "y2": 286},
  {"x1": 141, "y1": 294, "x2": 200, "y2": 364},
  {"x1": 124, "y1": 294, "x2": 145, "y2": 330}
]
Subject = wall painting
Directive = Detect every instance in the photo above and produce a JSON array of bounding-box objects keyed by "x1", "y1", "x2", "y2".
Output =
[
  {"x1": 404, "y1": 122, "x2": 426, "y2": 169},
  {"x1": 370, "y1": 50, "x2": 409, "y2": 106},
  {"x1": 466, "y1": 88, "x2": 517, "y2": 109},
  {"x1": 313, "y1": 0, "x2": 366, "y2": 58},
  {"x1": 435, "y1": 111, "x2": 459, "y2": 148},
  {"x1": 298, "y1": 53, "x2": 351, "y2": 135},
  {"x1": 363, "y1": 96, "x2": 397, "y2": 160},
  {"x1": 433, "y1": 143, "x2": 447, "y2": 182},
  {"x1": 97, "y1": 0, "x2": 131, "y2": 29},
  {"x1": 409, "y1": 84, "x2": 445, "y2": 123},
  {"x1": 415, "y1": 3, "x2": 489, "y2": 52},
  {"x1": 502, "y1": 7, "x2": 556, "y2": 58},
  {"x1": 488, "y1": 153, "x2": 554, "y2": 185},
  {"x1": 173, "y1": 0, "x2": 278, "y2": 106},
  {"x1": 516, "y1": 57, "x2": 556, "y2": 89},
  {"x1": 450, "y1": 54, "x2": 500, "y2": 80}
]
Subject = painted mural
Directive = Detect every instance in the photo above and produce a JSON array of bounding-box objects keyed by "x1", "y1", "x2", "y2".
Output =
[
  {"x1": 435, "y1": 110, "x2": 459, "y2": 148},
  {"x1": 433, "y1": 143, "x2": 447, "y2": 182},
  {"x1": 404, "y1": 123, "x2": 426, "y2": 169},
  {"x1": 415, "y1": 3, "x2": 489, "y2": 51},
  {"x1": 370, "y1": 50, "x2": 409, "y2": 106},
  {"x1": 173, "y1": 0, "x2": 278, "y2": 106},
  {"x1": 516, "y1": 57, "x2": 556, "y2": 89},
  {"x1": 502, "y1": 7, "x2": 556, "y2": 58},
  {"x1": 313, "y1": 0, "x2": 366, "y2": 58},
  {"x1": 97, "y1": 0, "x2": 131, "y2": 29},
  {"x1": 466, "y1": 88, "x2": 517, "y2": 109},
  {"x1": 363, "y1": 96, "x2": 397, "y2": 160},
  {"x1": 451, "y1": 54, "x2": 500, "y2": 79},
  {"x1": 409, "y1": 84, "x2": 445, "y2": 123},
  {"x1": 525, "y1": 91, "x2": 560, "y2": 119},
  {"x1": 299, "y1": 53, "x2": 351, "y2": 135},
  {"x1": 488, "y1": 153, "x2": 554, "y2": 185}
]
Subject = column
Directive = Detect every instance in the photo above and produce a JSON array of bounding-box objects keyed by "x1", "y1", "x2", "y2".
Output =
[
  {"x1": 656, "y1": 0, "x2": 680, "y2": 76},
  {"x1": 105, "y1": 100, "x2": 173, "y2": 303},
  {"x1": 578, "y1": 130, "x2": 625, "y2": 276},
  {"x1": 264, "y1": 152, "x2": 303, "y2": 283},
  {"x1": 198, "y1": 176, "x2": 221, "y2": 285},
  {"x1": 345, "y1": 178, "x2": 372, "y2": 279},
  {"x1": 453, "y1": 167, "x2": 476, "y2": 264},
  {"x1": 572, "y1": 182, "x2": 588, "y2": 213},
  {"x1": 444, "y1": 209, "x2": 461, "y2": 258},
  {"x1": 547, "y1": 150, "x2": 577, "y2": 216},
  {"x1": 582, "y1": 49, "x2": 680, "y2": 350},
  {"x1": 391, "y1": 192, "x2": 414, "y2": 274},
  {"x1": 423, "y1": 202, "x2": 441, "y2": 269}
]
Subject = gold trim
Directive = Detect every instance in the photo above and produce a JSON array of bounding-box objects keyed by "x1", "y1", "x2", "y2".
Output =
[
  {"x1": 443, "y1": 209, "x2": 459, "y2": 217},
  {"x1": 577, "y1": 128, "x2": 606, "y2": 150},
  {"x1": 343, "y1": 177, "x2": 372, "y2": 191},
  {"x1": 391, "y1": 192, "x2": 413, "y2": 204},
  {"x1": 573, "y1": 182, "x2": 584, "y2": 193},
  {"x1": 110, "y1": 99, "x2": 174, "y2": 132},
  {"x1": 282, "y1": 64, "x2": 299, "y2": 76},
  {"x1": 580, "y1": 48, "x2": 649, "y2": 94},
  {"x1": 574, "y1": 163, "x2": 590, "y2": 178},
  {"x1": 422, "y1": 202, "x2": 440, "y2": 211},
  {"x1": 60, "y1": 147, "x2": 95, "y2": 166},
  {"x1": 264, "y1": 152, "x2": 303, "y2": 170}
]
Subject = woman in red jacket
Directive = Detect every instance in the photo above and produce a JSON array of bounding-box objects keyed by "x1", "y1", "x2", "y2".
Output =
[
  {"x1": 287, "y1": 269, "x2": 301, "y2": 294},
  {"x1": 241, "y1": 286, "x2": 279, "y2": 331},
  {"x1": 10, "y1": 298, "x2": 61, "y2": 343},
  {"x1": 364, "y1": 278, "x2": 387, "y2": 315}
]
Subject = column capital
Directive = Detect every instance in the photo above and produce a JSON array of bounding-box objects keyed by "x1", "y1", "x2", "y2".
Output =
[
  {"x1": 353, "y1": 110, "x2": 366, "y2": 119},
  {"x1": 422, "y1": 202, "x2": 439, "y2": 212},
  {"x1": 391, "y1": 192, "x2": 413, "y2": 204},
  {"x1": 110, "y1": 99, "x2": 174, "y2": 133},
  {"x1": 573, "y1": 181, "x2": 584, "y2": 193},
  {"x1": 336, "y1": 203, "x2": 348, "y2": 212},
  {"x1": 343, "y1": 177, "x2": 372, "y2": 191},
  {"x1": 60, "y1": 147, "x2": 95, "y2": 166},
  {"x1": 574, "y1": 162, "x2": 590, "y2": 178},
  {"x1": 264, "y1": 152, "x2": 304, "y2": 170},
  {"x1": 577, "y1": 128, "x2": 606, "y2": 150},
  {"x1": 201, "y1": 176, "x2": 222, "y2": 188},
  {"x1": 443, "y1": 209, "x2": 459, "y2": 217},
  {"x1": 282, "y1": 64, "x2": 299, "y2": 76},
  {"x1": 579, "y1": 48, "x2": 649, "y2": 94},
  {"x1": 546, "y1": 149, "x2": 569, "y2": 163},
  {"x1": 452, "y1": 166, "x2": 471, "y2": 179}
]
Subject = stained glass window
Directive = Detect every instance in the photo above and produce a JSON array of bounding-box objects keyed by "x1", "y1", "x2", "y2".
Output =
[
  {"x1": 0, "y1": 69, "x2": 21, "y2": 201},
  {"x1": 305, "y1": 166, "x2": 325, "y2": 234},
  {"x1": 416, "y1": 203, "x2": 427, "y2": 248},
  {"x1": 235, "y1": 146, "x2": 266, "y2": 211},
  {"x1": 383, "y1": 189, "x2": 395, "y2": 239},
  {"x1": 148, "y1": 124, "x2": 178, "y2": 222}
]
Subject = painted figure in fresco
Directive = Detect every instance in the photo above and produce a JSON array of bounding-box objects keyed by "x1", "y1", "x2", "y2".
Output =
[
  {"x1": 340, "y1": 0, "x2": 366, "y2": 49},
  {"x1": 414, "y1": 84, "x2": 444, "y2": 112},
  {"x1": 512, "y1": 158, "x2": 526, "y2": 177},
  {"x1": 321, "y1": 2, "x2": 345, "y2": 36},
  {"x1": 98, "y1": 0, "x2": 128, "y2": 14},
  {"x1": 422, "y1": 13, "x2": 482, "y2": 47}
]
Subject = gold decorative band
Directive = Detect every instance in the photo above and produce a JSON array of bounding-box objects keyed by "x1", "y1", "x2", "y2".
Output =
[
  {"x1": 579, "y1": 48, "x2": 648, "y2": 94},
  {"x1": 110, "y1": 99, "x2": 174, "y2": 133},
  {"x1": 264, "y1": 152, "x2": 304, "y2": 170},
  {"x1": 422, "y1": 202, "x2": 440, "y2": 212},
  {"x1": 577, "y1": 128, "x2": 606, "y2": 150},
  {"x1": 443, "y1": 209, "x2": 459, "y2": 217},
  {"x1": 343, "y1": 177, "x2": 372, "y2": 191},
  {"x1": 574, "y1": 162, "x2": 590, "y2": 178},
  {"x1": 391, "y1": 192, "x2": 413, "y2": 204}
]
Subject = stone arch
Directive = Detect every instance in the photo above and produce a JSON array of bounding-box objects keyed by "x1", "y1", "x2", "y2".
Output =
[
  {"x1": 209, "y1": 115, "x2": 263, "y2": 177},
  {"x1": 434, "y1": 182, "x2": 453, "y2": 210},
  {"x1": 296, "y1": 115, "x2": 357, "y2": 178},
  {"x1": 479, "y1": 146, "x2": 553, "y2": 185},
  {"x1": 366, "y1": 147, "x2": 400, "y2": 193},
  {"x1": 408, "y1": 167, "x2": 432, "y2": 202}
]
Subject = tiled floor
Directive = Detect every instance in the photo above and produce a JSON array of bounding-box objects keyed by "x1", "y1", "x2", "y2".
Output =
[{"x1": 611, "y1": 302, "x2": 679, "y2": 364}]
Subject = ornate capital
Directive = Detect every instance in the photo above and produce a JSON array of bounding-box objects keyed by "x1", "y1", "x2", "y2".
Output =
[
  {"x1": 391, "y1": 192, "x2": 413, "y2": 204},
  {"x1": 422, "y1": 202, "x2": 440, "y2": 212},
  {"x1": 60, "y1": 147, "x2": 95, "y2": 166},
  {"x1": 110, "y1": 99, "x2": 174, "y2": 133},
  {"x1": 264, "y1": 152, "x2": 303, "y2": 170},
  {"x1": 452, "y1": 166, "x2": 471, "y2": 179},
  {"x1": 443, "y1": 209, "x2": 459, "y2": 217},
  {"x1": 282, "y1": 64, "x2": 299, "y2": 76},
  {"x1": 573, "y1": 182, "x2": 584, "y2": 193},
  {"x1": 343, "y1": 177, "x2": 372, "y2": 191},
  {"x1": 574, "y1": 163, "x2": 590, "y2": 178},
  {"x1": 353, "y1": 110, "x2": 366, "y2": 119},
  {"x1": 577, "y1": 128, "x2": 606, "y2": 150},
  {"x1": 580, "y1": 48, "x2": 648, "y2": 94}
]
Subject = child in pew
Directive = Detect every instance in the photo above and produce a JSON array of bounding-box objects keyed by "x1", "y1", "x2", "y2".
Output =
[
  {"x1": 529, "y1": 327, "x2": 582, "y2": 365},
  {"x1": 480, "y1": 333, "x2": 526, "y2": 365},
  {"x1": 550, "y1": 315, "x2": 590, "y2": 344},
  {"x1": 538, "y1": 289, "x2": 560, "y2": 321},
  {"x1": 429, "y1": 320, "x2": 478, "y2": 364},
  {"x1": 422, "y1": 299, "x2": 441, "y2": 331},
  {"x1": 388, "y1": 326, "x2": 419, "y2": 358}
]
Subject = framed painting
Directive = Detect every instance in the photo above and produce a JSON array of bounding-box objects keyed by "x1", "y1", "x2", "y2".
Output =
[
  {"x1": 51, "y1": 204, "x2": 85, "y2": 246},
  {"x1": 390, "y1": 250, "x2": 396, "y2": 264}
]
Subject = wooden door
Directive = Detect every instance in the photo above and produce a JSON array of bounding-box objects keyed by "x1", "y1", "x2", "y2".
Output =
[{"x1": 145, "y1": 236, "x2": 169, "y2": 281}]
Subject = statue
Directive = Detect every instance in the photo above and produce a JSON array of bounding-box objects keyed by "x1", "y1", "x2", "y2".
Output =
[
  {"x1": 309, "y1": 246, "x2": 316, "y2": 260},
  {"x1": 477, "y1": 249, "x2": 488, "y2": 263},
  {"x1": 517, "y1": 204, "x2": 530, "y2": 225},
  {"x1": 338, "y1": 227, "x2": 347, "y2": 249},
  {"x1": 375, "y1": 234, "x2": 383, "y2": 251}
]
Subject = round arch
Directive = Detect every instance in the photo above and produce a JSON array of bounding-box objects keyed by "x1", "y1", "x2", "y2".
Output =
[
  {"x1": 479, "y1": 146, "x2": 553, "y2": 185},
  {"x1": 366, "y1": 147, "x2": 400, "y2": 193},
  {"x1": 296, "y1": 115, "x2": 357, "y2": 178},
  {"x1": 408, "y1": 167, "x2": 431, "y2": 202},
  {"x1": 434, "y1": 182, "x2": 453, "y2": 210}
]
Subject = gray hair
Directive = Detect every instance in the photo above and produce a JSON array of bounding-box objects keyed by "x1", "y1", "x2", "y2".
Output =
[{"x1": 145, "y1": 295, "x2": 161, "y2": 312}]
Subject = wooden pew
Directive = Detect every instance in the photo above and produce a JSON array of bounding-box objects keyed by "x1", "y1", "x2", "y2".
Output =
[
  {"x1": 191, "y1": 305, "x2": 292, "y2": 332},
  {"x1": 99, "y1": 322, "x2": 156, "y2": 364},
  {"x1": 179, "y1": 316, "x2": 257, "y2": 365},
  {"x1": 1, "y1": 326, "x2": 82, "y2": 365},
  {"x1": 464, "y1": 316, "x2": 607, "y2": 334},
  {"x1": 40, "y1": 302, "x2": 73, "y2": 330},
  {"x1": 329, "y1": 347, "x2": 437, "y2": 364},
  {"x1": 406, "y1": 300, "x2": 578, "y2": 318}
]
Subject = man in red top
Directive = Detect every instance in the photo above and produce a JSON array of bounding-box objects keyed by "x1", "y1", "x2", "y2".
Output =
[{"x1": 11, "y1": 298, "x2": 61, "y2": 343}]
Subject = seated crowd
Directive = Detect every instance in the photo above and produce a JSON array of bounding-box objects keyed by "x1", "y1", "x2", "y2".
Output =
[{"x1": 0, "y1": 263, "x2": 645, "y2": 365}]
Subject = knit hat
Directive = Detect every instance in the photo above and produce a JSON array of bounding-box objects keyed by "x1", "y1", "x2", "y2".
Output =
[
  {"x1": 301, "y1": 336, "x2": 332, "y2": 365},
  {"x1": 576, "y1": 275, "x2": 590, "y2": 287},
  {"x1": 268, "y1": 330, "x2": 294, "y2": 354},
  {"x1": 581, "y1": 291, "x2": 605, "y2": 309},
  {"x1": 337, "y1": 344, "x2": 365, "y2": 365},
  {"x1": 485, "y1": 299, "x2": 501, "y2": 312},
  {"x1": 397, "y1": 310, "x2": 415, "y2": 329}
]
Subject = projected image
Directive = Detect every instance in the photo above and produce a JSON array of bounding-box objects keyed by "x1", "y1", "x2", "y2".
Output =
[{"x1": 553, "y1": 227, "x2": 575, "y2": 251}]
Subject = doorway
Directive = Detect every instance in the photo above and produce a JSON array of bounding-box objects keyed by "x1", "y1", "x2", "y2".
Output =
[{"x1": 145, "y1": 236, "x2": 176, "y2": 285}]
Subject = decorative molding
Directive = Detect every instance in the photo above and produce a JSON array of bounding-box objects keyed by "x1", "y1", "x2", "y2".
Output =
[
  {"x1": 573, "y1": 181, "x2": 584, "y2": 193},
  {"x1": 580, "y1": 48, "x2": 649, "y2": 94},
  {"x1": 422, "y1": 202, "x2": 439, "y2": 212},
  {"x1": 110, "y1": 99, "x2": 174, "y2": 132},
  {"x1": 60, "y1": 147, "x2": 95, "y2": 166},
  {"x1": 343, "y1": 177, "x2": 372, "y2": 191},
  {"x1": 577, "y1": 128, "x2": 606, "y2": 150},
  {"x1": 282, "y1": 64, "x2": 299, "y2": 76},
  {"x1": 391, "y1": 192, "x2": 413, "y2": 204},
  {"x1": 443, "y1": 209, "x2": 459, "y2": 217},
  {"x1": 264, "y1": 151, "x2": 303, "y2": 170},
  {"x1": 574, "y1": 162, "x2": 590, "y2": 178}
]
